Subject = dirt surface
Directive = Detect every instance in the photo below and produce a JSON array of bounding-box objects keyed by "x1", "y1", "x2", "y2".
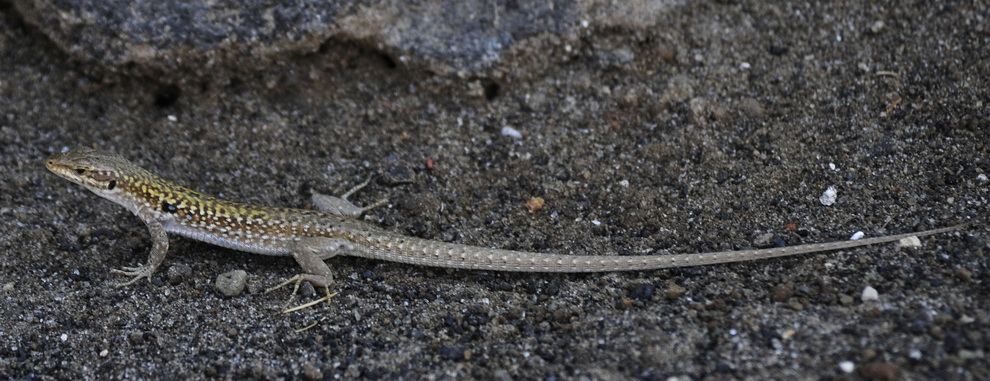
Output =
[{"x1": 1, "y1": 1, "x2": 988, "y2": 379}]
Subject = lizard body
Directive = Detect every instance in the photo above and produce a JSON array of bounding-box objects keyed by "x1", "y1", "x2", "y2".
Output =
[{"x1": 46, "y1": 148, "x2": 965, "y2": 304}]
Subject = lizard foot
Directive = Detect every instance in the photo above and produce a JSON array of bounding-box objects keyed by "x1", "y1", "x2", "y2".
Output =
[
  {"x1": 265, "y1": 274, "x2": 337, "y2": 313},
  {"x1": 110, "y1": 265, "x2": 153, "y2": 286},
  {"x1": 312, "y1": 177, "x2": 388, "y2": 217}
]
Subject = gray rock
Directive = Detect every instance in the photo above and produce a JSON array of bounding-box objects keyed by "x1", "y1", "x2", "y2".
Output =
[
  {"x1": 215, "y1": 269, "x2": 248, "y2": 297},
  {"x1": 10, "y1": 0, "x2": 679, "y2": 81}
]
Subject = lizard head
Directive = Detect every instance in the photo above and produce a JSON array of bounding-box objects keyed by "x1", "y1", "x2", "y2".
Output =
[{"x1": 46, "y1": 147, "x2": 143, "y2": 195}]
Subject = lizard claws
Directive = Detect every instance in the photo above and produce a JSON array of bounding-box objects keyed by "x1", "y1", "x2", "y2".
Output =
[
  {"x1": 110, "y1": 265, "x2": 154, "y2": 286},
  {"x1": 266, "y1": 275, "x2": 337, "y2": 313}
]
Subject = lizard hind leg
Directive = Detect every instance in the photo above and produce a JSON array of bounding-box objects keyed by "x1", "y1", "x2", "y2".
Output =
[
  {"x1": 311, "y1": 177, "x2": 387, "y2": 217},
  {"x1": 265, "y1": 238, "x2": 351, "y2": 312}
]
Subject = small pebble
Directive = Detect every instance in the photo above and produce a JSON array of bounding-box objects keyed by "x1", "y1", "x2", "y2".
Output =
[
  {"x1": 860, "y1": 362, "x2": 901, "y2": 381},
  {"x1": 166, "y1": 264, "x2": 193, "y2": 285},
  {"x1": 786, "y1": 299, "x2": 804, "y2": 311},
  {"x1": 869, "y1": 20, "x2": 886, "y2": 34},
  {"x1": 839, "y1": 361, "x2": 855, "y2": 373},
  {"x1": 500, "y1": 126, "x2": 523, "y2": 139},
  {"x1": 524, "y1": 197, "x2": 545, "y2": 213},
  {"x1": 439, "y1": 346, "x2": 467, "y2": 360},
  {"x1": 381, "y1": 165, "x2": 415, "y2": 185},
  {"x1": 954, "y1": 268, "x2": 972, "y2": 282},
  {"x1": 215, "y1": 270, "x2": 248, "y2": 297},
  {"x1": 128, "y1": 332, "x2": 145, "y2": 345},
  {"x1": 771, "y1": 283, "x2": 793, "y2": 302},
  {"x1": 838, "y1": 294, "x2": 855, "y2": 306},
  {"x1": 898, "y1": 236, "x2": 921, "y2": 248},
  {"x1": 302, "y1": 362, "x2": 323, "y2": 380},
  {"x1": 850, "y1": 231, "x2": 865, "y2": 240},
  {"x1": 3, "y1": 282, "x2": 13, "y2": 292},
  {"x1": 664, "y1": 282, "x2": 686, "y2": 300},
  {"x1": 820, "y1": 186, "x2": 837, "y2": 206},
  {"x1": 628, "y1": 284, "x2": 655, "y2": 301},
  {"x1": 861, "y1": 286, "x2": 879, "y2": 302},
  {"x1": 958, "y1": 349, "x2": 985, "y2": 360}
]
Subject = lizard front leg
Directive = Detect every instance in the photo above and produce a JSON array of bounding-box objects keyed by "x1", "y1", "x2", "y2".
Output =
[
  {"x1": 265, "y1": 237, "x2": 353, "y2": 312},
  {"x1": 110, "y1": 213, "x2": 170, "y2": 286}
]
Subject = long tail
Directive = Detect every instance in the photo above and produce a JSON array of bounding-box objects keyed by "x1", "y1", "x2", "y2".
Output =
[{"x1": 354, "y1": 223, "x2": 969, "y2": 273}]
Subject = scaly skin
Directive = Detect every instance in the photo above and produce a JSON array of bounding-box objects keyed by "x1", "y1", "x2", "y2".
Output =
[{"x1": 46, "y1": 147, "x2": 967, "y2": 309}]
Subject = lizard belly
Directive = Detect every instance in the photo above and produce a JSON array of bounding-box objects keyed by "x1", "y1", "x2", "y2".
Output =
[{"x1": 164, "y1": 221, "x2": 297, "y2": 256}]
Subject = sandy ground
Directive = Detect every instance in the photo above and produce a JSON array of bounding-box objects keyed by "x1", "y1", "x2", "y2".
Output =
[{"x1": 1, "y1": 1, "x2": 987, "y2": 379}]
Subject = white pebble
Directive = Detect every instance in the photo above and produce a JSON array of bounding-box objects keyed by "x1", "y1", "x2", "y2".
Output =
[
  {"x1": 861, "y1": 286, "x2": 879, "y2": 302},
  {"x1": 500, "y1": 126, "x2": 523, "y2": 139},
  {"x1": 977, "y1": 174, "x2": 988, "y2": 182},
  {"x1": 898, "y1": 236, "x2": 921, "y2": 248},
  {"x1": 838, "y1": 361, "x2": 855, "y2": 373},
  {"x1": 850, "y1": 231, "x2": 864, "y2": 240},
  {"x1": 618, "y1": 179, "x2": 630, "y2": 187},
  {"x1": 820, "y1": 186, "x2": 837, "y2": 206},
  {"x1": 60, "y1": 333, "x2": 68, "y2": 342}
]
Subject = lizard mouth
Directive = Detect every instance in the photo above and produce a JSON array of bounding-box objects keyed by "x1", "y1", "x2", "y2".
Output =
[{"x1": 46, "y1": 152, "x2": 97, "y2": 188}]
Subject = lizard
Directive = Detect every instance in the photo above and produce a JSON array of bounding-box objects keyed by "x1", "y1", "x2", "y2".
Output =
[{"x1": 46, "y1": 147, "x2": 967, "y2": 311}]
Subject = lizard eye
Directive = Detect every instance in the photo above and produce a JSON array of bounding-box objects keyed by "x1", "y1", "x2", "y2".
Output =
[
  {"x1": 75, "y1": 168, "x2": 86, "y2": 175},
  {"x1": 107, "y1": 180, "x2": 117, "y2": 190}
]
